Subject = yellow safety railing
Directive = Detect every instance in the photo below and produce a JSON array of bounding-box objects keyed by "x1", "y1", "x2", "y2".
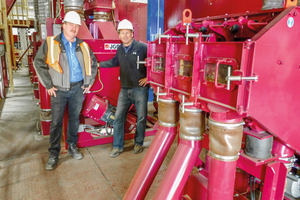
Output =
[
  {"x1": 0, "y1": 0, "x2": 14, "y2": 92},
  {"x1": 7, "y1": 0, "x2": 29, "y2": 27}
]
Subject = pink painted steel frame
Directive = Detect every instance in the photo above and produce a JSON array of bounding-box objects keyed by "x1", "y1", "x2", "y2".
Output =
[{"x1": 130, "y1": 6, "x2": 300, "y2": 200}]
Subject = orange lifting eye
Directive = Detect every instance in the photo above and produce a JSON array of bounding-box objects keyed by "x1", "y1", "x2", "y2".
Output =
[
  {"x1": 284, "y1": 0, "x2": 297, "y2": 8},
  {"x1": 182, "y1": 9, "x2": 192, "y2": 26}
]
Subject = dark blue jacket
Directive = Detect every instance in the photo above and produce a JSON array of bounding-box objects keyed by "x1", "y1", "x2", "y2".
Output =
[{"x1": 100, "y1": 39, "x2": 147, "y2": 88}]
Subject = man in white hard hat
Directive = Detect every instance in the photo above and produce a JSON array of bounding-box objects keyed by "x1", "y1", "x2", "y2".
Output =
[
  {"x1": 34, "y1": 11, "x2": 98, "y2": 170},
  {"x1": 99, "y1": 19, "x2": 148, "y2": 157}
]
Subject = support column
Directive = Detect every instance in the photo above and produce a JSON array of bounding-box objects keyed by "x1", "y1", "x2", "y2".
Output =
[
  {"x1": 19, "y1": 28, "x2": 28, "y2": 67},
  {"x1": 9, "y1": 25, "x2": 17, "y2": 72},
  {"x1": 1, "y1": 0, "x2": 14, "y2": 92}
]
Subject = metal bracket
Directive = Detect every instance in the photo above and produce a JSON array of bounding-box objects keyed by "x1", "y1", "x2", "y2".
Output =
[
  {"x1": 279, "y1": 155, "x2": 298, "y2": 163},
  {"x1": 181, "y1": 95, "x2": 193, "y2": 113},
  {"x1": 226, "y1": 67, "x2": 258, "y2": 90},
  {"x1": 158, "y1": 33, "x2": 170, "y2": 45},
  {"x1": 156, "y1": 87, "x2": 167, "y2": 101},
  {"x1": 136, "y1": 55, "x2": 146, "y2": 69},
  {"x1": 158, "y1": 34, "x2": 180, "y2": 44},
  {"x1": 185, "y1": 29, "x2": 211, "y2": 45}
]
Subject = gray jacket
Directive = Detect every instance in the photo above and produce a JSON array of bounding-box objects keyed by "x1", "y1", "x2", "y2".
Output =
[{"x1": 34, "y1": 33, "x2": 98, "y2": 91}]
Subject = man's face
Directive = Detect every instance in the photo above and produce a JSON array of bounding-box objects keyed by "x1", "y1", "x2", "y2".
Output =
[
  {"x1": 119, "y1": 29, "x2": 133, "y2": 47},
  {"x1": 63, "y1": 22, "x2": 79, "y2": 40}
]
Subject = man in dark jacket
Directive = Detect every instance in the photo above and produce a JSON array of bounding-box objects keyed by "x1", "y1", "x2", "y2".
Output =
[
  {"x1": 34, "y1": 11, "x2": 98, "y2": 170},
  {"x1": 99, "y1": 19, "x2": 148, "y2": 157}
]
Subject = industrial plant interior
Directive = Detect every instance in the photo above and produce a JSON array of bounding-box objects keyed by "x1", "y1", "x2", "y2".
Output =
[{"x1": 0, "y1": 0, "x2": 300, "y2": 199}]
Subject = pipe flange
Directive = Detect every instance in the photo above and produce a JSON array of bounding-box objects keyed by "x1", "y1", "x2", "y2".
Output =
[
  {"x1": 179, "y1": 133, "x2": 203, "y2": 141},
  {"x1": 40, "y1": 119, "x2": 52, "y2": 122},
  {"x1": 64, "y1": 6, "x2": 83, "y2": 10},
  {"x1": 210, "y1": 152, "x2": 239, "y2": 161},
  {"x1": 158, "y1": 98, "x2": 177, "y2": 103},
  {"x1": 179, "y1": 106, "x2": 202, "y2": 113},
  {"x1": 209, "y1": 118, "x2": 245, "y2": 127},
  {"x1": 93, "y1": 11, "x2": 110, "y2": 15},
  {"x1": 41, "y1": 109, "x2": 51, "y2": 112},
  {"x1": 158, "y1": 120, "x2": 177, "y2": 127}
]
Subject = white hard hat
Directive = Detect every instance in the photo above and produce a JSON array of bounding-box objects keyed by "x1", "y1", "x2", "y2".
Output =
[
  {"x1": 63, "y1": 11, "x2": 81, "y2": 25},
  {"x1": 117, "y1": 19, "x2": 133, "y2": 32}
]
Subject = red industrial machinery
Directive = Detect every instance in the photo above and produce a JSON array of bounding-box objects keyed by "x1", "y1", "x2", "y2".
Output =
[
  {"x1": 35, "y1": 0, "x2": 156, "y2": 147},
  {"x1": 123, "y1": 1, "x2": 300, "y2": 200},
  {"x1": 32, "y1": 0, "x2": 300, "y2": 199}
]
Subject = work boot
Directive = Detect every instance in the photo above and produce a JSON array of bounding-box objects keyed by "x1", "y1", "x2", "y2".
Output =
[
  {"x1": 110, "y1": 148, "x2": 123, "y2": 157},
  {"x1": 45, "y1": 156, "x2": 58, "y2": 171},
  {"x1": 133, "y1": 144, "x2": 143, "y2": 154},
  {"x1": 68, "y1": 144, "x2": 83, "y2": 160}
]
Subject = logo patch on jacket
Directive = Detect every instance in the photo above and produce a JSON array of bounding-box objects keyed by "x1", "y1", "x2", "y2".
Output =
[{"x1": 133, "y1": 52, "x2": 137, "y2": 54}]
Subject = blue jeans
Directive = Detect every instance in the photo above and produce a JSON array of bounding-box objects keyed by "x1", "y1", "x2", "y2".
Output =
[
  {"x1": 48, "y1": 81, "x2": 84, "y2": 157},
  {"x1": 113, "y1": 87, "x2": 149, "y2": 149}
]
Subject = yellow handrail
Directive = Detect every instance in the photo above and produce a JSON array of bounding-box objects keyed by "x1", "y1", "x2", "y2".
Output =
[{"x1": 7, "y1": 0, "x2": 29, "y2": 27}]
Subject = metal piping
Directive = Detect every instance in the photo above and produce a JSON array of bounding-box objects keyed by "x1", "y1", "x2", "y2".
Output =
[
  {"x1": 158, "y1": 97, "x2": 179, "y2": 125},
  {"x1": 209, "y1": 152, "x2": 239, "y2": 161},
  {"x1": 158, "y1": 121, "x2": 177, "y2": 127},
  {"x1": 153, "y1": 107, "x2": 204, "y2": 199},
  {"x1": 207, "y1": 117, "x2": 244, "y2": 200},
  {"x1": 123, "y1": 98, "x2": 179, "y2": 200},
  {"x1": 207, "y1": 156, "x2": 239, "y2": 200},
  {"x1": 64, "y1": 0, "x2": 84, "y2": 18},
  {"x1": 209, "y1": 118, "x2": 244, "y2": 159},
  {"x1": 179, "y1": 106, "x2": 204, "y2": 141}
]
